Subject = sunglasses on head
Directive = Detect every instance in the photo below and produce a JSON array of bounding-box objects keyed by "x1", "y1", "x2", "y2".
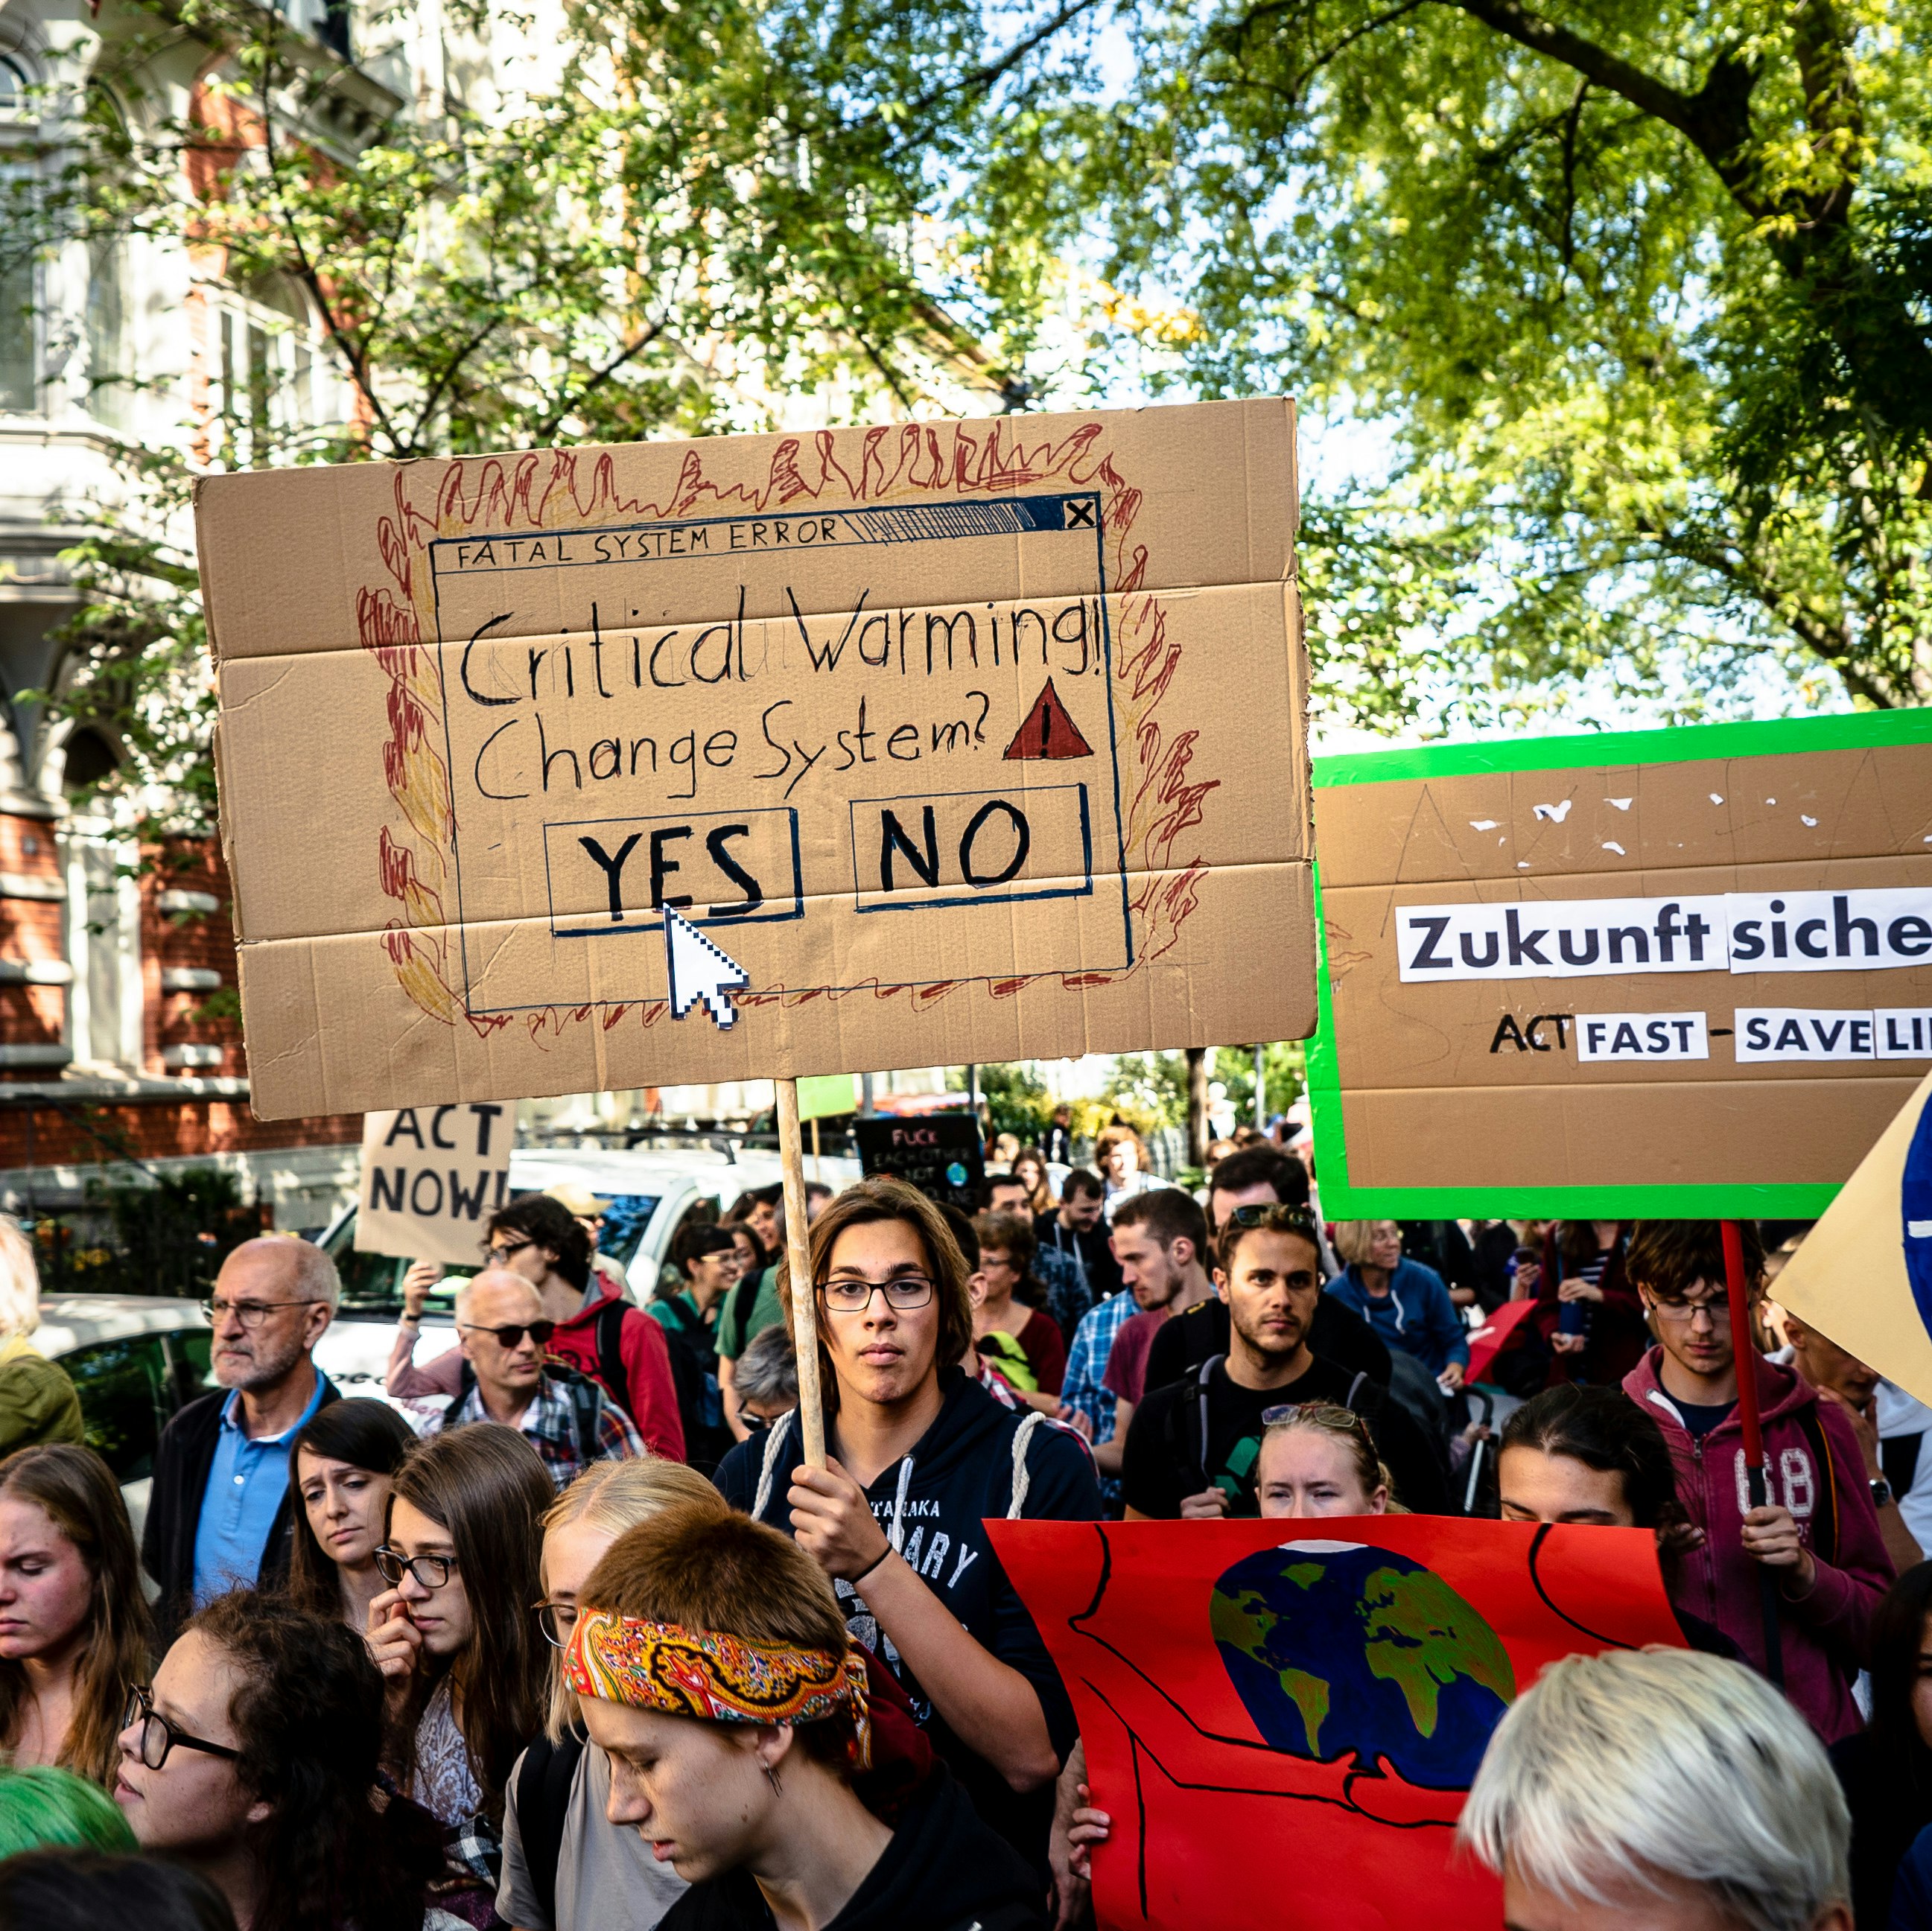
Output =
[
  {"x1": 1225, "y1": 1203, "x2": 1318, "y2": 1235},
  {"x1": 460, "y1": 1319, "x2": 556, "y2": 1349}
]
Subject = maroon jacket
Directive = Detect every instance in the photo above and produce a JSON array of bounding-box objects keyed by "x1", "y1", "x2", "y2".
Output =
[{"x1": 1623, "y1": 1346, "x2": 1893, "y2": 1741}]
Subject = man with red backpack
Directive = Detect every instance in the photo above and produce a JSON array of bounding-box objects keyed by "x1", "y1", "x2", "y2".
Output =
[
  {"x1": 388, "y1": 1193, "x2": 684, "y2": 1460},
  {"x1": 1621, "y1": 1219, "x2": 1893, "y2": 1740}
]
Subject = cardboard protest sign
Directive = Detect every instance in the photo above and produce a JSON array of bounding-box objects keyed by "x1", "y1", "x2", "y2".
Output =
[
  {"x1": 1307, "y1": 709, "x2": 1932, "y2": 1219},
  {"x1": 354, "y1": 1104, "x2": 512, "y2": 1265},
  {"x1": 853, "y1": 1113, "x2": 984, "y2": 1212},
  {"x1": 195, "y1": 401, "x2": 1313, "y2": 1119},
  {"x1": 1769, "y1": 1066, "x2": 1932, "y2": 1411},
  {"x1": 991, "y1": 1516, "x2": 1682, "y2": 1931}
]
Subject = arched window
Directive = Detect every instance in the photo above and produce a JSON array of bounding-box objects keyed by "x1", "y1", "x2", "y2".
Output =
[{"x1": 0, "y1": 54, "x2": 31, "y2": 118}]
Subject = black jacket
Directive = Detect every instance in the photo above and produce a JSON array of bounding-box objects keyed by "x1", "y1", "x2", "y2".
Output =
[
  {"x1": 1142, "y1": 1291, "x2": 1392, "y2": 1399},
  {"x1": 143, "y1": 1372, "x2": 341, "y2": 1643},
  {"x1": 657, "y1": 1763, "x2": 1046, "y2": 1931},
  {"x1": 716, "y1": 1369, "x2": 1100, "y2": 1877}
]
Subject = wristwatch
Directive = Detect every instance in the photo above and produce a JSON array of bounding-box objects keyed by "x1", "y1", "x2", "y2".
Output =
[{"x1": 1871, "y1": 1477, "x2": 1894, "y2": 1509}]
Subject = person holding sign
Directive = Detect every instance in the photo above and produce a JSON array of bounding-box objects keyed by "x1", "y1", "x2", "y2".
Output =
[
  {"x1": 1119, "y1": 1205, "x2": 1445, "y2": 1521},
  {"x1": 1620, "y1": 1221, "x2": 1893, "y2": 1741},
  {"x1": 714, "y1": 1177, "x2": 1101, "y2": 1880}
]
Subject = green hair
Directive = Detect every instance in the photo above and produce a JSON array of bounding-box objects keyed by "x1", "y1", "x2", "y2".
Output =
[{"x1": 0, "y1": 1763, "x2": 138, "y2": 1857}]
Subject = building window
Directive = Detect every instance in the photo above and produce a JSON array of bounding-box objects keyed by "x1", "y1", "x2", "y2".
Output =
[
  {"x1": 0, "y1": 251, "x2": 31, "y2": 413},
  {"x1": 210, "y1": 283, "x2": 334, "y2": 462},
  {"x1": 86, "y1": 236, "x2": 129, "y2": 430},
  {"x1": 0, "y1": 54, "x2": 30, "y2": 118}
]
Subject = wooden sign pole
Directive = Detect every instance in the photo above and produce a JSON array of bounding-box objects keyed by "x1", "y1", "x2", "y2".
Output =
[{"x1": 775, "y1": 1077, "x2": 827, "y2": 1469}]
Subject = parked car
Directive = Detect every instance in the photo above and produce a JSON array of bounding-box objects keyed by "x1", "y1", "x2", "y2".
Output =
[
  {"x1": 35, "y1": 1290, "x2": 463, "y2": 1542},
  {"x1": 319, "y1": 1143, "x2": 861, "y2": 1317},
  {"x1": 35, "y1": 1296, "x2": 213, "y2": 1546}
]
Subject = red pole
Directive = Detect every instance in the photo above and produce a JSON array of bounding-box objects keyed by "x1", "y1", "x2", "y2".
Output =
[{"x1": 1721, "y1": 1218, "x2": 1782, "y2": 1685}]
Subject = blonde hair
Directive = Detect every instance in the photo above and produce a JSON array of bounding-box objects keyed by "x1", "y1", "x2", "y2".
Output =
[
  {"x1": 1330, "y1": 1221, "x2": 1397, "y2": 1268},
  {"x1": 541, "y1": 1458, "x2": 726, "y2": 1741},
  {"x1": 1258, "y1": 1404, "x2": 1402, "y2": 1512},
  {"x1": 0, "y1": 1215, "x2": 40, "y2": 1339},
  {"x1": 1459, "y1": 1649, "x2": 1848, "y2": 1930}
]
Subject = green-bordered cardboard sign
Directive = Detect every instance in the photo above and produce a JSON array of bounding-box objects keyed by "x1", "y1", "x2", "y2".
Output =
[{"x1": 1307, "y1": 707, "x2": 1932, "y2": 1221}]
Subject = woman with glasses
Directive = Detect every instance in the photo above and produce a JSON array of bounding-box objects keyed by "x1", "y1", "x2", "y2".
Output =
[
  {"x1": 367, "y1": 1425, "x2": 553, "y2": 1923},
  {"x1": 285, "y1": 1398, "x2": 418, "y2": 1636},
  {"x1": 0, "y1": 1442, "x2": 150, "y2": 1785},
  {"x1": 498, "y1": 1459, "x2": 728, "y2": 1931},
  {"x1": 714, "y1": 1177, "x2": 1102, "y2": 1880},
  {"x1": 115, "y1": 1589, "x2": 451, "y2": 1931}
]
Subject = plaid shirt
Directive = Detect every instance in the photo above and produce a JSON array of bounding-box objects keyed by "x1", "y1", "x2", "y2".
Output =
[
  {"x1": 1062, "y1": 1290, "x2": 1139, "y2": 1508},
  {"x1": 429, "y1": 1373, "x2": 642, "y2": 1490}
]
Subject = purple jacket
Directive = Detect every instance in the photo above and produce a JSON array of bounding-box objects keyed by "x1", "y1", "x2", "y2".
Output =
[{"x1": 1623, "y1": 1346, "x2": 1893, "y2": 1742}]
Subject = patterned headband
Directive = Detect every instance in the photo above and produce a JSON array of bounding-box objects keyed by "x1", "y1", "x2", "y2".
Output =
[{"x1": 562, "y1": 1609, "x2": 871, "y2": 1770}]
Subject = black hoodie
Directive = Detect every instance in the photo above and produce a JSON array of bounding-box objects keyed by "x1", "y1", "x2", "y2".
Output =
[
  {"x1": 656, "y1": 1765, "x2": 1047, "y2": 1931},
  {"x1": 715, "y1": 1369, "x2": 1101, "y2": 1872}
]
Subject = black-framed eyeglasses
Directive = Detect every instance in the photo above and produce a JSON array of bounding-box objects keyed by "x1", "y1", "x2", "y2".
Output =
[
  {"x1": 534, "y1": 1600, "x2": 579, "y2": 1649},
  {"x1": 199, "y1": 1296, "x2": 328, "y2": 1330},
  {"x1": 121, "y1": 1684, "x2": 241, "y2": 1772},
  {"x1": 819, "y1": 1275, "x2": 936, "y2": 1314},
  {"x1": 458, "y1": 1319, "x2": 556, "y2": 1349},
  {"x1": 483, "y1": 1235, "x2": 536, "y2": 1262},
  {"x1": 375, "y1": 1546, "x2": 460, "y2": 1588}
]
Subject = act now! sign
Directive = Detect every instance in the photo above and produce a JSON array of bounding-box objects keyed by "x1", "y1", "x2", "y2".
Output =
[{"x1": 355, "y1": 1105, "x2": 514, "y2": 1266}]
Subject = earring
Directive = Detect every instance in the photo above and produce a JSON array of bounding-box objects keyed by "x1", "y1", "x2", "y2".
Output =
[{"x1": 764, "y1": 1763, "x2": 784, "y2": 1797}]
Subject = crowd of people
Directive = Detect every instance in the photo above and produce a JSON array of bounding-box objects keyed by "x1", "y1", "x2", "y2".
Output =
[{"x1": 0, "y1": 1123, "x2": 1928, "y2": 1930}]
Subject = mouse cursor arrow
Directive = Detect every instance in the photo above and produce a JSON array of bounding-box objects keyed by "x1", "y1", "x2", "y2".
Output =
[{"x1": 663, "y1": 906, "x2": 751, "y2": 1029}]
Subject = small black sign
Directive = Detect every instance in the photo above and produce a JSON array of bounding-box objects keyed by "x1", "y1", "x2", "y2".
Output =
[{"x1": 852, "y1": 1113, "x2": 985, "y2": 1214}]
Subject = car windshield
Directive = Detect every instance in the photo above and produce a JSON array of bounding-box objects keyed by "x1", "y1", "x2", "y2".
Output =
[{"x1": 325, "y1": 1193, "x2": 661, "y2": 1314}]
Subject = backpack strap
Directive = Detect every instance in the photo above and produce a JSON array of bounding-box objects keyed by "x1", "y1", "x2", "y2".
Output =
[
  {"x1": 752, "y1": 1411, "x2": 795, "y2": 1520},
  {"x1": 1795, "y1": 1404, "x2": 1843, "y2": 1568},
  {"x1": 1008, "y1": 1413, "x2": 1045, "y2": 1517},
  {"x1": 565, "y1": 1373, "x2": 606, "y2": 1466},
  {"x1": 593, "y1": 1297, "x2": 631, "y2": 1416},
  {"x1": 513, "y1": 1728, "x2": 585, "y2": 1927},
  {"x1": 1342, "y1": 1370, "x2": 1367, "y2": 1413},
  {"x1": 1195, "y1": 1355, "x2": 1223, "y2": 1493}
]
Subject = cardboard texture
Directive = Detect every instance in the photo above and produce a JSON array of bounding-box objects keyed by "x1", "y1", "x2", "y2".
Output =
[
  {"x1": 1307, "y1": 710, "x2": 1932, "y2": 1218},
  {"x1": 1771, "y1": 1067, "x2": 1932, "y2": 1413},
  {"x1": 990, "y1": 1515, "x2": 1683, "y2": 1931},
  {"x1": 354, "y1": 1104, "x2": 513, "y2": 1265},
  {"x1": 197, "y1": 401, "x2": 1313, "y2": 1119}
]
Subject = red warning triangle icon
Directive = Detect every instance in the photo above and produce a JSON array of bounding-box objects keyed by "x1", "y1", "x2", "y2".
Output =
[{"x1": 1003, "y1": 678, "x2": 1094, "y2": 761}]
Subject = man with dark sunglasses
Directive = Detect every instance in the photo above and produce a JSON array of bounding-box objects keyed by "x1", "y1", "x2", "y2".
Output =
[{"x1": 416, "y1": 1269, "x2": 641, "y2": 1490}]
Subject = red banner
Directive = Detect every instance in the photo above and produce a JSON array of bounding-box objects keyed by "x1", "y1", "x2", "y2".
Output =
[
  {"x1": 990, "y1": 1516, "x2": 1682, "y2": 1930},
  {"x1": 1467, "y1": 1298, "x2": 1542, "y2": 1384}
]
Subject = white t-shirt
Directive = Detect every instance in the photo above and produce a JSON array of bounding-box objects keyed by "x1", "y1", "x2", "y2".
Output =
[{"x1": 498, "y1": 1735, "x2": 686, "y2": 1931}]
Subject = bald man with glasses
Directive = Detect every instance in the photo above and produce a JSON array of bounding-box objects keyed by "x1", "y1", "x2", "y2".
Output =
[{"x1": 144, "y1": 1237, "x2": 341, "y2": 1641}]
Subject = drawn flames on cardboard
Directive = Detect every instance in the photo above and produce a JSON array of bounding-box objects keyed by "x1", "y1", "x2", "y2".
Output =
[{"x1": 353, "y1": 419, "x2": 1216, "y2": 1045}]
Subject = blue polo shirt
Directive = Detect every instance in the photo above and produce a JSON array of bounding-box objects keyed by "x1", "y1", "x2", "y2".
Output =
[{"x1": 191, "y1": 1370, "x2": 327, "y2": 1607}]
